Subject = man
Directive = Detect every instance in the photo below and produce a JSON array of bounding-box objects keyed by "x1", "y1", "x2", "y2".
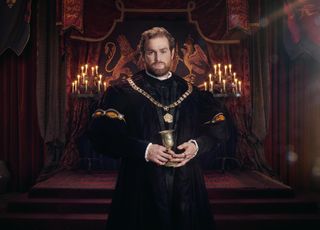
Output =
[{"x1": 88, "y1": 27, "x2": 229, "y2": 230}]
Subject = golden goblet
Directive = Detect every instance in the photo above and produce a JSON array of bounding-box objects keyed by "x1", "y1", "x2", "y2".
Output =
[{"x1": 159, "y1": 129, "x2": 177, "y2": 167}]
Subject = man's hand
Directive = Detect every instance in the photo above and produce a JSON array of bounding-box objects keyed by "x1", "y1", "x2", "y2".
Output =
[
  {"x1": 169, "y1": 142, "x2": 197, "y2": 167},
  {"x1": 146, "y1": 144, "x2": 174, "y2": 166}
]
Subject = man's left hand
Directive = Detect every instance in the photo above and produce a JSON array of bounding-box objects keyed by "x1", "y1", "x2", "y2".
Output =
[{"x1": 169, "y1": 142, "x2": 197, "y2": 167}]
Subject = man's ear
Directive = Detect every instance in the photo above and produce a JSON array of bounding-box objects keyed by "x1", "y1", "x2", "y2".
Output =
[
  {"x1": 140, "y1": 52, "x2": 146, "y2": 62},
  {"x1": 171, "y1": 48, "x2": 175, "y2": 60}
]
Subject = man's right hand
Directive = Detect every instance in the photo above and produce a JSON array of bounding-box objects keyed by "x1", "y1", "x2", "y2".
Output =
[{"x1": 146, "y1": 144, "x2": 174, "y2": 166}]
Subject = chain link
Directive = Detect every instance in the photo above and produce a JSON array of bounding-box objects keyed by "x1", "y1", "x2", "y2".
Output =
[{"x1": 127, "y1": 78, "x2": 193, "y2": 111}]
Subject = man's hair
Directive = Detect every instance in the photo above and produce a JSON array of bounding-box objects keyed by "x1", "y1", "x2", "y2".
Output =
[{"x1": 138, "y1": 27, "x2": 175, "y2": 54}]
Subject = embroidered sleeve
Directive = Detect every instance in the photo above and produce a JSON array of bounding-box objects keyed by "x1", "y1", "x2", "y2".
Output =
[
  {"x1": 203, "y1": 112, "x2": 226, "y2": 125},
  {"x1": 92, "y1": 108, "x2": 126, "y2": 123}
]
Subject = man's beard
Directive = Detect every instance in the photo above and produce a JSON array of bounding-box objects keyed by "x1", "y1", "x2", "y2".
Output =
[{"x1": 146, "y1": 62, "x2": 171, "y2": 77}]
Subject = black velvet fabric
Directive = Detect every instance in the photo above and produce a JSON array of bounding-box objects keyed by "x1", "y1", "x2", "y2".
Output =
[{"x1": 88, "y1": 70, "x2": 229, "y2": 230}]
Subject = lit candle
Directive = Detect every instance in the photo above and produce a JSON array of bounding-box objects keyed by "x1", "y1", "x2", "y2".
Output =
[
  {"x1": 91, "y1": 67, "x2": 95, "y2": 76},
  {"x1": 74, "y1": 80, "x2": 77, "y2": 92},
  {"x1": 98, "y1": 80, "x2": 101, "y2": 92},
  {"x1": 233, "y1": 72, "x2": 236, "y2": 81},
  {"x1": 238, "y1": 81, "x2": 242, "y2": 94},
  {"x1": 77, "y1": 74, "x2": 80, "y2": 85},
  {"x1": 223, "y1": 79, "x2": 226, "y2": 93},
  {"x1": 85, "y1": 80, "x2": 88, "y2": 92},
  {"x1": 208, "y1": 73, "x2": 212, "y2": 82},
  {"x1": 72, "y1": 82, "x2": 75, "y2": 93},
  {"x1": 104, "y1": 82, "x2": 107, "y2": 91},
  {"x1": 218, "y1": 63, "x2": 221, "y2": 72},
  {"x1": 235, "y1": 78, "x2": 238, "y2": 93},
  {"x1": 204, "y1": 82, "x2": 207, "y2": 91},
  {"x1": 224, "y1": 65, "x2": 227, "y2": 75},
  {"x1": 229, "y1": 64, "x2": 232, "y2": 74},
  {"x1": 99, "y1": 74, "x2": 102, "y2": 82},
  {"x1": 210, "y1": 81, "x2": 213, "y2": 92},
  {"x1": 95, "y1": 65, "x2": 98, "y2": 75},
  {"x1": 214, "y1": 65, "x2": 217, "y2": 75},
  {"x1": 219, "y1": 71, "x2": 222, "y2": 83},
  {"x1": 85, "y1": 64, "x2": 88, "y2": 75},
  {"x1": 81, "y1": 66, "x2": 84, "y2": 74}
]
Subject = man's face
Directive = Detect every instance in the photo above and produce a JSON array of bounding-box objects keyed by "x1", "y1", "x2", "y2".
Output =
[{"x1": 143, "y1": 36, "x2": 174, "y2": 77}]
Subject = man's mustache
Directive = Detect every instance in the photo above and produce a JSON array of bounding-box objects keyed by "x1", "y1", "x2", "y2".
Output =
[{"x1": 152, "y1": 62, "x2": 165, "y2": 66}]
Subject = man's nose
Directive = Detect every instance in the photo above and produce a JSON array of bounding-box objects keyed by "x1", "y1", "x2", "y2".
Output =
[{"x1": 154, "y1": 52, "x2": 160, "y2": 62}]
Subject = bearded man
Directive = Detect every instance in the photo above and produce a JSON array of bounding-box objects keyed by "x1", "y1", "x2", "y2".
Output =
[{"x1": 89, "y1": 27, "x2": 229, "y2": 230}]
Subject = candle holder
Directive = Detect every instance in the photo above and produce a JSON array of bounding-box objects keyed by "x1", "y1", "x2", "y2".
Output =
[
  {"x1": 202, "y1": 63, "x2": 242, "y2": 97},
  {"x1": 71, "y1": 64, "x2": 108, "y2": 96}
]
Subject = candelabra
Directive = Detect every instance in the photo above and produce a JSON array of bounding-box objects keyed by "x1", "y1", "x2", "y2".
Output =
[
  {"x1": 71, "y1": 64, "x2": 108, "y2": 96},
  {"x1": 202, "y1": 63, "x2": 242, "y2": 97}
]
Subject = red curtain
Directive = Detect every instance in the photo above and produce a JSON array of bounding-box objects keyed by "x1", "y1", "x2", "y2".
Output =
[
  {"x1": 264, "y1": 0, "x2": 320, "y2": 191},
  {"x1": 0, "y1": 0, "x2": 44, "y2": 192},
  {"x1": 265, "y1": 54, "x2": 320, "y2": 191},
  {"x1": 0, "y1": 49, "x2": 44, "y2": 192}
]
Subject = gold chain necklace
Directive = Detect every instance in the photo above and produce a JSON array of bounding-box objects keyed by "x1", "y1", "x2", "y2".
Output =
[{"x1": 127, "y1": 78, "x2": 193, "y2": 123}]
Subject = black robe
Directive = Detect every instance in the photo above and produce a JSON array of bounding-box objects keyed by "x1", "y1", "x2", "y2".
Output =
[{"x1": 88, "y1": 70, "x2": 229, "y2": 230}]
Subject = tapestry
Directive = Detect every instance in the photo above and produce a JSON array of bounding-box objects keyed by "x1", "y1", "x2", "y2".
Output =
[
  {"x1": 98, "y1": 20, "x2": 211, "y2": 87},
  {"x1": 0, "y1": 0, "x2": 31, "y2": 55},
  {"x1": 63, "y1": 0, "x2": 252, "y2": 90},
  {"x1": 283, "y1": 0, "x2": 320, "y2": 62}
]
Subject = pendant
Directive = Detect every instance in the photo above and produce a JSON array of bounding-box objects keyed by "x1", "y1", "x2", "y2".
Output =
[{"x1": 163, "y1": 113, "x2": 173, "y2": 123}]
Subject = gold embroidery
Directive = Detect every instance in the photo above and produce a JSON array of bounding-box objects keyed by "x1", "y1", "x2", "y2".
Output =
[
  {"x1": 106, "y1": 111, "x2": 120, "y2": 119},
  {"x1": 92, "y1": 109, "x2": 126, "y2": 122},
  {"x1": 213, "y1": 113, "x2": 225, "y2": 122},
  {"x1": 93, "y1": 110, "x2": 104, "y2": 117},
  {"x1": 203, "y1": 113, "x2": 225, "y2": 124}
]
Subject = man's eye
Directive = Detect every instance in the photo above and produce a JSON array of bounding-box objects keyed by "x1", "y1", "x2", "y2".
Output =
[
  {"x1": 161, "y1": 50, "x2": 168, "y2": 54},
  {"x1": 146, "y1": 51, "x2": 154, "y2": 55}
]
